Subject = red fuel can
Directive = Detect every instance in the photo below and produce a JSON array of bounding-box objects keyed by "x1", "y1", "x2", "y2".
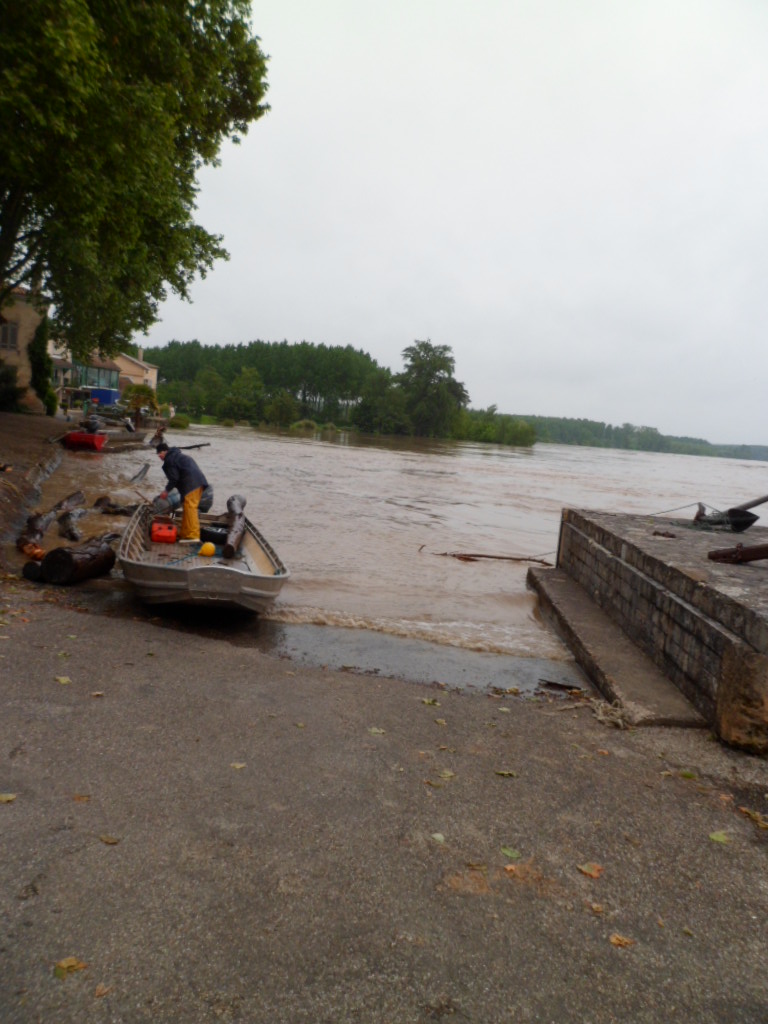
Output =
[{"x1": 151, "y1": 519, "x2": 178, "y2": 544}]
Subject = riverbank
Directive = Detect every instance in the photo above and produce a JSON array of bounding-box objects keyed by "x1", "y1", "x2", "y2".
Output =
[
  {"x1": 1, "y1": 412, "x2": 767, "y2": 1023},
  {"x1": 0, "y1": 411, "x2": 64, "y2": 561}
]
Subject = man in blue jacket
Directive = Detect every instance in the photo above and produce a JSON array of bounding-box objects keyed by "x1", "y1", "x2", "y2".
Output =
[{"x1": 155, "y1": 443, "x2": 212, "y2": 542}]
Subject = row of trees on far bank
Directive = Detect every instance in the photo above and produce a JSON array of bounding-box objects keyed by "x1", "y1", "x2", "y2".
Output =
[
  {"x1": 145, "y1": 338, "x2": 537, "y2": 446},
  {"x1": 139, "y1": 337, "x2": 767, "y2": 459}
]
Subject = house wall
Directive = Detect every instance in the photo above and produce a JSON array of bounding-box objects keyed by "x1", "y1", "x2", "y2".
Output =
[
  {"x1": 113, "y1": 353, "x2": 158, "y2": 391},
  {"x1": 0, "y1": 290, "x2": 46, "y2": 413}
]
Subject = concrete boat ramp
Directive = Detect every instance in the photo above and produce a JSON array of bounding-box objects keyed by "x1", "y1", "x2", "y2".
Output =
[{"x1": 528, "y1": 508, "x2": 768, "y2": 754}]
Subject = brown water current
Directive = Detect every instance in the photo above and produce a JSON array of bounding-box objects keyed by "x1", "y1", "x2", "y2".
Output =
[{"x1": 30, "y1": 425, "x2": 768, "y2": 690}]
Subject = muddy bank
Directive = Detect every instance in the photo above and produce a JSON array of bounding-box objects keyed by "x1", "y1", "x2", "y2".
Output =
[{"x1": 0, "y1": 412, "x2": 64, "y2": 561}]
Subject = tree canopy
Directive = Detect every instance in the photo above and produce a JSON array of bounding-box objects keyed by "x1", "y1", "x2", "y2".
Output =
[
  {"x1": 397, "y1": 340, "x2": 469, "y2": 437},
  {"x1": 0, "y1": 0, "x2": 268, "y2": 360}
]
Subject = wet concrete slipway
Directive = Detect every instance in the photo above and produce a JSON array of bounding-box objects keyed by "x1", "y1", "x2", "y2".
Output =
[{"x1": 1, "y1": 413, "x2": 768, "y2": 1024}]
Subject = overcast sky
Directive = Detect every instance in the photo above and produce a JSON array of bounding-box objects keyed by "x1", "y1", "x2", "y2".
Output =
[{"x1": 149, "y1": 0, "x2": 768, "y2": 445}]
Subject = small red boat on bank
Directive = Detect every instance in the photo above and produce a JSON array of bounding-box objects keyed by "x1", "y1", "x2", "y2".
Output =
[{"x1": 61, "y1": 431, "x2": 107, "y2": 451}]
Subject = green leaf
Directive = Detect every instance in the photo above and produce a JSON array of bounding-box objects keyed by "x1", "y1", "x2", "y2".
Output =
[
  {"x1": 501, "y1": 846, "x2": 522, "y2": 860},
  {"x1": 709, "y1": 831, "x2": 731, "y2": 844}
]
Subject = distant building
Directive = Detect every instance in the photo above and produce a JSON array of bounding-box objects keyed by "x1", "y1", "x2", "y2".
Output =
[
  {"x1": 48, "y1": 344, "x2": 158, "y2": 410},
  {"x1": 0, "y1": 288, "x2": 160, "y2": 413},
  {"x1": 50, "y1": 350, "x2": 122, "y2": 409},
  {"x1": 113, "y1": 348, "x2": 159, "y2": 392}
]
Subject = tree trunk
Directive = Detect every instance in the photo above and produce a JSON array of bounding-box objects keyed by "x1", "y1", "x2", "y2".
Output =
[
  {"x1": 224, "y1": 494, "x2": 247, "y2": 558},
  {"x1": 39, "y1": 534, "x2": 117, "y2": 585}
]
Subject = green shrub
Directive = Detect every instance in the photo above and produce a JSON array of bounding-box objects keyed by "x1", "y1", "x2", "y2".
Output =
[
  {"x1": 169, "y1": 414, "x2": 190, "y2": 429},
  {"x1": 0, "y1": 361, "x2": 24, "y2": 410},
  {"x1": 44, "y1": 388, "x2": 58, "y2": 416},
  {"x1": 28, "y1": 317, "x2": 54, "y2": 406}
]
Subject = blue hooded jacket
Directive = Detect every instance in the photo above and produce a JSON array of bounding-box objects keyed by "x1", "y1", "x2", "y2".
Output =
[{"x1": 161, "y1": 448, "x2": 208, "y2": 498}]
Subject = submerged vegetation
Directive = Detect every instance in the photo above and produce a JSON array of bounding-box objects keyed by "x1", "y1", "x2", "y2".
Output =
[{"x1": 142, "y1": 337, "x2": 763, "y2": 458}]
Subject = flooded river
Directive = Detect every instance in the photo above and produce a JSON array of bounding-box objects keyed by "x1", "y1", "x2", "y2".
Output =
[{"x1": 31, "y1": 426, "x2": 768, "y2": 690}]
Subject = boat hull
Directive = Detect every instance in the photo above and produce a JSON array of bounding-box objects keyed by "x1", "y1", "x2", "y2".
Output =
[
  {"x1": 117, "y1": 504, "x2": 289, "y2": 612},
  {"x1": 101, "y1": 429, "x2": 147, "y2": 446},
  {"x1": 62, "y1": 431, "x2": 107, "y2": 451}
]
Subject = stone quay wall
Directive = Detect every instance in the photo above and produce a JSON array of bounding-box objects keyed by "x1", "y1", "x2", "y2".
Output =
[{"x1": 556, "y1": 509, "x2": 768, "y2": 752}]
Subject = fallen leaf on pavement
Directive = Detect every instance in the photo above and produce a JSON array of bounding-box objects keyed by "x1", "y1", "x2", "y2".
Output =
[
  {"x1": 709, "y1": 831, "x2": 731, "y2": 844},
  {"x1": 501, "y1": 846, "x2": 522, "y2": 861},
  {"x1": 609, "y1": 934, "x2": 636, "y2": 948},
  {"x1": 495, "y1": 769, "x2": 517, "y2": 777},
  {"x1": 54, "y1": 957, "x2": 88, "y2": 979},
  {"x1": 99, "y1": 835, "x2": 120, "y2": 845},
  {"x1": 55, "y1": 676, "x2": 72, "y2": 685},
  {"x1": 368, "y1": 727, "x2": 386, "y2": 735},
  {"x1": 230, "y1": 762, "x2": 246, "y2": 770},
  {"x1": 0, "y1": 793, "x2": 17, "y2": 803},
  {"x1": 578, "y1": 862, "x2": 604, "y2": 878},
  {"x1": 739, "y1": 806, "x2": 768, "y2": 829},
  {"x1": 94, "y1": 983, "x2": 112, "y2": 997}
]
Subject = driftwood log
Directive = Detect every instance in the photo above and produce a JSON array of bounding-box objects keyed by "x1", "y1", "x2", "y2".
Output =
[
  {"x1": 433, "y1": 550, "x2": 554, "y2": 566},
  {"x1": 57, "y1": 508, "x2": 89, "y2": 541},
  {"x1": 16, "y1": 490, "x2": 86, "y2": 556},
  {"x1": 93, "y1": 495, "x2": 139, "y2": 516},
  {"x1": 36, "y1": 534, "x2": 119, "y2": 585},
  {"x1": 22, "y1": 561, "x2": 42, "y2": 581},
  {"x1": 224, "y1": 494, "x2": 247, "y2": 559}
]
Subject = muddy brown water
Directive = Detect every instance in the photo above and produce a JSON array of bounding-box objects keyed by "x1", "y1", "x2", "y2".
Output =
[{"x1": 21, "y1": 426, "x2": 768, "y2": 692}]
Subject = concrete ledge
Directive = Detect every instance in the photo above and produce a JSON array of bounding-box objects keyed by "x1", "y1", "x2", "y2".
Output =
[
  {"x1": 528, "y1": 566, "x2": 707, "y2": 729},
  {"x1": 548, "y1": 509, "x2": 768, "y2": 752}
]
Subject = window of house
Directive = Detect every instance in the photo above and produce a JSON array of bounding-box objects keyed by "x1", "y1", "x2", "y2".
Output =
[{"x1": 0, "y1": 322, "x2": 19, "y2": 351}]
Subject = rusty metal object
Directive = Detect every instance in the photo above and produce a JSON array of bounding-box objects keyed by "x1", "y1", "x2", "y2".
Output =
[{"x1": 708, "y1": 543, "x2": 768, "y2": 564}]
